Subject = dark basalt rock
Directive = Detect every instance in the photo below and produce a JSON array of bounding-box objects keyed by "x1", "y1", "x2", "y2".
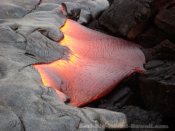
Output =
[
  {"x1": 135, "y1": 26, "x2": 166, "y2": 48},
  {"x1": 118, "y1": 106, "x2": 162, "y2": 125},
  {"x1": 144, "y1": 60, "x2": 164, "y2": 69},
  {"x1": 139, "y1": 71, "x2": 175, "y2": 116},
  {"x1": 155, "y1": 1, "x2": 175, "y2": 40},
  {"x1": 153, "y1": 0, "x2": 172, "y2": 11},
  {"x1": 99, "y1": 0, "x2": 153, "y2": 39},
  {"x1": 138, "y1": 40, "x2": 175, "y2": 117},
  {"x1": 87, "y1": 82, "x2": 163, "y2": 127},
  {"x1": 143, "y1": 39, "x2": 175, "y2": 61}
]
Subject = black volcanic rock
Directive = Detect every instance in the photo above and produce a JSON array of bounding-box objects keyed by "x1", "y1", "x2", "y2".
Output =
[
  {"x1": 135, "y1": 26, "x2": 166, "y2": 48},
  {"x1": 143, "y1": 39, "x2": 175, "y2": 61},
  {"x1": 119, "y1": 106, "x2": 162, "y2": 125},
  {"x1": 87, "y1": 84, "x2": 163, "y2": 126},
  {"x1": 99, "y1": 0, "x2": 153, "y2": 39},
  {"x1": 139, "y1": 40, "x2": 175, "y2": 117},
  {"x1": 155, "y1": 1, "x2": 175, "y2": 39},
  {"x1": 138, "y1": 71, "x2": 175, "y2": 117}
]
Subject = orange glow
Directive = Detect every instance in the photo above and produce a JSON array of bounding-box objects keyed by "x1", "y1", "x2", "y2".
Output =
[{"x1": 34, "y1": 19, "x2": 145, "y2": 106}]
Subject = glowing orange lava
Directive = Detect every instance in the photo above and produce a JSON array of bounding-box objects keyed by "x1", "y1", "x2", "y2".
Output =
[{"x1": 34, "y1": 19, "x2": 145, "y2": 106}]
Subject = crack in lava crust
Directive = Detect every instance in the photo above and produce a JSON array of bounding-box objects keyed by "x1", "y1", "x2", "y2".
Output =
[{"x1": 34, "y1": 19, "x2": 145, "y2": 107}]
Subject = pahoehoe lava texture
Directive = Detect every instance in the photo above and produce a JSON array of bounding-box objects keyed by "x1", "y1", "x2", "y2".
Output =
[
  {"x1": 34, "y1": 19, "x2": 145, "y2": 106},
  {"x1": 0, "y1": 0, "x2": 131, "y2": 130}
]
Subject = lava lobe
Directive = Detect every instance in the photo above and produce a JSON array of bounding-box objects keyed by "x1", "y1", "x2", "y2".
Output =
[{"x1": 34, "y1": 19, "x2": 145, "y2": 106}]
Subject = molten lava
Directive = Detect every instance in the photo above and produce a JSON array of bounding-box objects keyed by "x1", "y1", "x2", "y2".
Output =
[{"x1": 34, "y1": 19, "x2": 145, "y2": 106}]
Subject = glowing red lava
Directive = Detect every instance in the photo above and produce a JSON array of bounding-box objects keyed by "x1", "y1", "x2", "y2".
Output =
[{"x1": 34, "y1": 19, "x2": 145, "y2": 106}]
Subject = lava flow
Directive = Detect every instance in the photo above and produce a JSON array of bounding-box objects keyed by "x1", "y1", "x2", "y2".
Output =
[{"x1": 34, "y1": 19, "x2": 145, "y2": 106}]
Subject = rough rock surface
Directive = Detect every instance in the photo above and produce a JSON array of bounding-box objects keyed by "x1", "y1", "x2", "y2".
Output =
[
  {"x1": 135, "y1": 26, "x2": 166, "y2": 48},
  {"x1": 1, "y1": 0, "x2": 41, "y2": 12},
  {"x1": 61, "y1": 0, "x2": 109, "y2": 24},
  {"x1": 0, "y1": 0, "x2": 127, "y2": 131},
  {"x1": 139, "y1": 40, "x2": 175, "y2": 117},
  {"x1": 99, "y1": 0, "x2": 153, "y2": 39},
  {"x1": 155, "y1": 1, "x2": 175, "y2": 39},
  {"x1": 88, "y1": 78, "x2": 163, "y2": 127},
  {"x1": 1, "y1": 0, "x2": 175, "y2": 130}
]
